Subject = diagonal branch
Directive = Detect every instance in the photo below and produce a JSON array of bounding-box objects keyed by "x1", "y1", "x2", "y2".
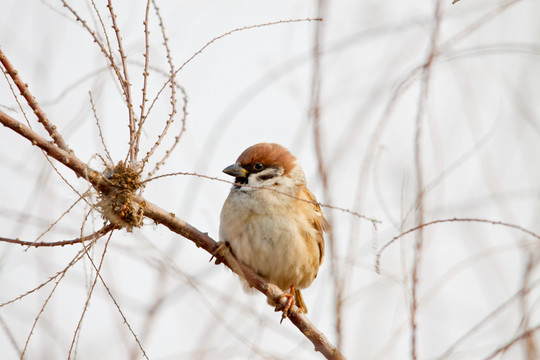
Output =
[
  {"x1": 0, "y1": 110, "x2": 99, "y2": 182},
  {"x1": 60, "y1": 1, "x2": 128, "y2": 111},
  {"x1": 144, "y1": 18, "x2": 321, "y2": 129},
  {"x1": 0, "y1": 108, "x2": 345, "y2": 360},
  {"x1": 143, "y1": 200, "x2": 345, "y2": 360},
  {"x1": 0, "y1": 47, "x2": 70, "y2": 153},
  {"x1": 61, "y1": 0, "x2": 137, "y2": 163}
]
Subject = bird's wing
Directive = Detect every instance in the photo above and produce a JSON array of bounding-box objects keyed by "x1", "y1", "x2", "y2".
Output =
[{"x1": 298, "y1": 185, "x2": 328, "y2": 265}]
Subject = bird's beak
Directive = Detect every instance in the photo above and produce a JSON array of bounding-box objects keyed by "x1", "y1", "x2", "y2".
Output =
[{"x1": 223, "y1": 163, "x2": 248, "y2": 178}]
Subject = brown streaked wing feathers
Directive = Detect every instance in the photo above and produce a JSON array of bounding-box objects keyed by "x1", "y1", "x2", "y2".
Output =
[{"x1": 298, "y1": 185, "x2": 327, "y2": 265}]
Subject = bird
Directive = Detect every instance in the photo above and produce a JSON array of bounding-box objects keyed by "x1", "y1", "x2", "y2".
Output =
[{"x1": 219, "y1": 143, "x2": 327, "y2": 321}]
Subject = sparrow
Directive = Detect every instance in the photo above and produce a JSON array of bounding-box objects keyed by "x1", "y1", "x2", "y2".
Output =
[{"x1": 219, "y1": 143, "x2": 327, "y2": 320}]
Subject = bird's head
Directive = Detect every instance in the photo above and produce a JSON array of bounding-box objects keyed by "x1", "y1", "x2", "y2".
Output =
[{"x1": 223, "y1": 143, "x2": 304, "y2": 190}]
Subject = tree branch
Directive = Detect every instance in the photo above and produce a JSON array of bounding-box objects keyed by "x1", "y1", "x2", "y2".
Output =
[
  {"x1": 0, "y1": 108, "x2": 345, "y2": 360},
  {"x1": 0, "y1": 47, "x2": 70, "y2": 153},
  {"x1": 0, "y1": 223, "x2": 116, "y2": 247}
]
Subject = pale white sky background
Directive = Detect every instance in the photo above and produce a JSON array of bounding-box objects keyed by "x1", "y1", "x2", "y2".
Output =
[{"x1": 1, "y1": 0, "x2": 540, "y2": 359}]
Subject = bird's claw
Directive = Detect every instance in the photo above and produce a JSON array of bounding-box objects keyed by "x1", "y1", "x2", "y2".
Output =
[
  {"x1": 210, "y1": 241, "x2": 230, "y2": 265},
  {"x1": 274, "y1": 286, "x2": 296, "y2": 324}
]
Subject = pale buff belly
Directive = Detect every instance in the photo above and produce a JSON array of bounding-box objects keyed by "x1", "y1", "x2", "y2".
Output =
[{"x1": 220, "y1": 197, "x2": 319, "y2": 290}]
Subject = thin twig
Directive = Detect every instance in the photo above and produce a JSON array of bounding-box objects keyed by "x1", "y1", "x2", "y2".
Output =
[
  {"x1": 29, "y1": 196, "x2": 84, "y2": 249},
  {"x1": 134, "y1": 0, "x2": 153, "y2": 160},
  {"x1": 135, "y1": 62, "x2": 187, "y2": 185},
  {"x1": 20, "y1": 268, "x2": 68, "y2": 358},
  {"x1": 140, "y1": 238, "x2": 271, "y2": 357},
  {"x1": 139, "y1": 0, "x2": 182, "y2": 170},
  {"x1": 138, "y1": 0, "x2": 152, "y2": 124},
  {"x1": 309, "y1": 0, "x2": 343, "y2": 348},
  {"x1": 144, "y1": 18, "x2": 321, "y2": 127},
  {"x1": 19, "y1": 239, "x2": 98, "y2": 359},
  {"x1": 144, "y1": 171, "x2": 379, "y2": 225},
  {"x1": 0, "y1": 65, "x2": 32, "y2": 127},
  {"x1": 376, "y1": 218, "x2": 540, "y2": 272},
  {"x1": 484, "y1": 324, "x2": 540, "y2": 360},
  {"x1": 0, "y1": 315, "x2": 21, "y2": 356},
  {"x1": 60, "y1": 0, "x2": 128, "y2": 111},
  {"x1": 143, "y1": 85, "x2": 187, "y2": 180},
  {"x1": 89, "y1": 91, "x2": 113, "y2": 163},
  {"x1": 0, "y1": 47, "x2": 70, "y2": 152},
  {"x1": 0, "y1": 223, "x2": 115, "y2": 248},
  {"x1": 410, "y1": 2, "x2": 442, "y2": 358},
  {"x1": 88, "y1": 244, "x2": 152, "y2": 360},
  {"x1": 519, "y1": 252, "x2": 539, "y2": 359},
  {"x1": 441, "y1": 0, "x2": 522, "y2": 52},
  {"x1": 0, "y1": 109, "x2": 100, "y2": 181},
  {"x1": 68, "y1": 231, "x2": 115, "y2": 359},
  {"x1": 105, "y1": 0, "x2": 136, "y2": 163},
  {"x1": 436, "y1": 277, "x2": 540, "y2": 359},
  {"x1": 89, "y1": 0, "x2": 115, "y2": 66},
  {"x1": 0, "y1": 240, "x2": 89, "y2": 308}
]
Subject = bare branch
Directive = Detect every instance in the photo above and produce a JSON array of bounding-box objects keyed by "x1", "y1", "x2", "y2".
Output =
[
  {"x1": 89, "y1": 0, "x2": 115, "y2": 66},
  {"x1": 0, "y1": 108, "x2": 345, "y2": 360},
  {"x1": 308, "y1": 1, "x2": 344, "y2": 348},
  {"x1": 0, "y1": 47, "x2": 70, "y2": 152},
  {"x1": 60, "y1": 1, "x2": 127, "y2": 108},
  {"x1": 376, "y1": 218, "x2": 540, "y2": 272},
  {"x1": 145, "y1": 171, "x2": 379, "y2": 224},
  {"x1": 136, "y1": 0, "x2": 153, "y2": 146},
  {"x1": 0, "y1": 64, "x2": 32, "y2": 127},
  {"x1": 139, "y1": 0, "x2": 182, "y2": 170},
  {"x1": 67, "y1": 232, "x2": 121, "y2": 359},
  {"x1": 0, "y1": 240, "x2": 92, "y2": 308},
  {"x1": 61, "y1": 0, "x2": 138, "y2": 162},
  {"x1": 144, "y1": 18, "x2": 321, "y2": 129},
  {"x1": 0, "y1": 315, "x2": 21, "y2": 356},
  {"x1": 143, "y1": 200, "x2": 345, "y2": 360},
  {"x1": 89, "y1": 91, "x2": 113, "y2": 163},
  {"x1": 105, "y1": 0, "x2": 137, "y2": 163},
  {"x1": 484, "y1": 324, "x2": 540, "y2": 360},
  {"x1": 409, "y1": 1, "x2": 442, "y2": 358},
  {"x1": 134, "y1": 62, "x2": 187, "y2": 183},
  {"x1": 143, "y1": 85, "x2": 187, "y2": 181},
  {"x1": 0, "y1": 223, "x2": 115, "y2": 248},
  {"x1": 436, "y1": 277, "x2": 540, "y2": 359},
  {"x1": 19, "y1": 238, "x2": 98, "y2": 358},
  {"x1": 0, "y1": 109, "x2": 99, "y2": 182}
]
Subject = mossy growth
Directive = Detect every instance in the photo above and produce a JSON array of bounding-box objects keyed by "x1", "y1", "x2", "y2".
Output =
[{"x1": 98, "y1": 161, "x2": 145, "y2": 231}]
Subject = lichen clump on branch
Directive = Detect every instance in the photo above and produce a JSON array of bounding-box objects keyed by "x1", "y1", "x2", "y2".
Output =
[{"x1": 98, "y1": 161, "x2": 144, "y2": 231}]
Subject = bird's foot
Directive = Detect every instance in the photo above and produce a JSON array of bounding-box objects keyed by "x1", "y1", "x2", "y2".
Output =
[
  {"x1": 274, "y1": 286, "x2": 296, "y2": 324},
  {"x1": 210, "y1": 241, "x2": 230, "y2": 265}
]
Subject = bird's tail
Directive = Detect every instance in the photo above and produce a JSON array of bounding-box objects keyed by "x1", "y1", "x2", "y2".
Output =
[{"x1": 294, "y1": 288, "x2": 308, "y2": 313}]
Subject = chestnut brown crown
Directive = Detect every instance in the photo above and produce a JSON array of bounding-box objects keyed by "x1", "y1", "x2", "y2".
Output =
[{"x1": 235, "y1": 143, "x2": 296, "y2": 175}]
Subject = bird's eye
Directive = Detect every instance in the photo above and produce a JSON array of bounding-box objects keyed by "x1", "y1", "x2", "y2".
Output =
[{"x1": 253, "y1": 162, "x2": 264, "y2": 171}]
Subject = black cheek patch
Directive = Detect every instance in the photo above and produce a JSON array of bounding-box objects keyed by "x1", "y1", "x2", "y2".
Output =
[
  {"x1": 235, "y1": 176, "x2": 248, "y2": 185},
  {"x1": 258, "y1": 173, "x2": 277, "y2": 181}
]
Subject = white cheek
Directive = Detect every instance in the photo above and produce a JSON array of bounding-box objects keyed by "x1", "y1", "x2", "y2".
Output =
[{"x1": 247, "y1": 175, "x2": 259, "y2": 187}]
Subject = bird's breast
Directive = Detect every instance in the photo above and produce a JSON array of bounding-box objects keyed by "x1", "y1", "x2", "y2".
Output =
[{"x1": 219, "y1": 189, "x2": 320, "y2": 290}]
